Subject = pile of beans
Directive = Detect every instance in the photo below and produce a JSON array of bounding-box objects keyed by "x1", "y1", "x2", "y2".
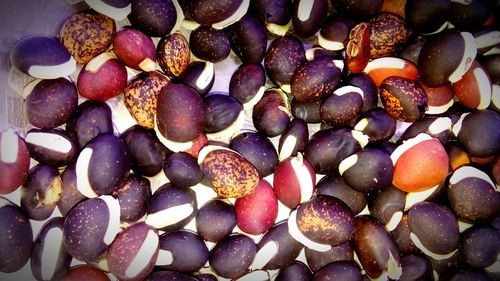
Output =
[{"x1": 1, "y1": 0, "x2": 499, "y2": 280}]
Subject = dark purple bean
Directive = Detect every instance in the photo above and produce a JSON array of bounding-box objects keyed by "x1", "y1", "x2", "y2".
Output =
[
  {"x1": 21, "y1": 164, "x2": 61, "y2": 221},
  {"x1": 24, "y1": 78, "x2": 78, "y2": 129},
  {"x1": 63, "y1": 195, "x2": 121, "y2": 262},
  {"x1": 196, "y1": 200, "x2": 236, "y2": 243},
  {"x1": 146, "y1": 183, "x2": 197, "y2": 232},
  {"x1": 25, "y1": 128, "x2": 77, "y2": 167},
  {"x1": 208, "y1": 234, "x2": 257, "y2": 279},
  {"x1": 0, "y1": 197, "x2": 33, "y2": 273},
  {"x1": 112, "y1": 174, "x2": 151, "y2": 222},
  {"x1": 65, "y1": 100, "x2": 113, "y2": 149},
  {"x1": 157, "y1": 230, "x2": 208, "y2": 272},
  {"x1": 230, "y1": 132, "x2": 279, "y2": 178},
  {"x1": 163, "y1": 152, "x2": 203, "y2": 188},
  {"x1": 121, "y1": 125, "x2": 170, "y2": 177}
]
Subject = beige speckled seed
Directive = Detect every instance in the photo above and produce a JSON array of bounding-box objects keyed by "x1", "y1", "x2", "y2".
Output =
[
  {"x1": 157, "y1": 33, "x2": 190, "y2": 77},
  {"x1": 124, "y1": 71, "x2": 170, "y2": 128},
  {"x1": 201, "y1": 149, "x2": 259, "y2": 198},
  {"x1": 59, "y1": 10, "x2": 115, "y2": 64}
]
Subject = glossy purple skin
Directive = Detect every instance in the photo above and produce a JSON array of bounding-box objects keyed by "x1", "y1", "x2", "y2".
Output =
[
  {"x1": 304, "y1": 128, "x2": 363, "y2": 175},
  {"x1": 408, "y1": 202, "x2": 459, "y2": 254},
  {"x1": 229, "y1": 63, "x2": 266, "y2": 104},
  {"x1": 278, "y1": 118, "x2": 309, "y2": 158},
  {"x1": 313, "y1": 261, "x2": 363, "y2": 281},
  {"x1": 449, "y1": 0, "x2": 492, "y2": 30},
  {"x1": 31, "y1": 217, "x2": 72, "y2": 281},
  {"x1": 296, "y1": 195, "x2": 354, "y2": 246},
  {"x1": 63, "y1": 197, "x2": 116, "y2": 262},
  {"x1": 178, "y1": 61, "x2": 215, "y2": 96},
  {"x1": 158, "y1": 230, "x2": 208, "y2": 272},
  {"x1": 320, "y1": 91, "x2": 363, "y2": 127},
  {"x1": 58, "y1": 163, "x2": 86, "y2": 217},
  {"x1": 203, "y1": 94, "x2": 243, "y2": 134},
  {"x1": 368, "y1": 185, "x2": 406, "y2": 226},
  {"x1": 188, "y1": 0, "x2": 242, "y2": 26},
  {"x1": 399, "y1": 255, "x2": 434, "y2": 281},
  {"x1": 315, "y1": 175, "x2": 367, "y2": 215},
  {"x1": 80, "y1": 133, "x2": 131, "y2": 196},
  {"x1": 146, "y1": 270, "x2": 198, "y2": 281},
  {"x1": 345, "y1": 73, "x2": 378, "y2": 113},
  {"x1": 10, "y1": 36, "x2": 72, "y2": 76},
  {"x1": 276, "y1": 261, "x2": 312, "y2": 281},
  {"x1": 25, "y1": 78, "x2": 78, "y2": 129},
  {"x1": 209, "y1": 234, "x2": 257, "y2": 279},
  {"x1": 156, "y1": 83, "x2": 206, "y2": 143},
  {"x1": 256, "y1": 220, "x2": 303, "y2": 270},
  {"x1": 163, "y1": 152, "x2": 203, "y2": 188},
  {"x1": 25, "y1": 128, "x2": 77, "y2": 167},
  {"x1": 340, "y1": 148, "x2": 394, "y2": 193},
  {"x1": 417, "y1": 31, "x2": 467, "y2": 87},
  {"x1": 128, "y1": 0, "x2": 178, "y2": 37},
  {"x1": 448, "y1": 174, "x2": 500, "y2": 222},
  {"x1": 65, "y1": 100, "x2": 113, "y2": 149},
  {"x1": 190, "y1": 26, "x2": 230, "y2": 62},
  {"x1": 0, "y1": 198, "x2": 33, "y2": 273},
  {"x1": 252, "y1": 90, "x2": 291, "y2": 137},
  {"x1": 292, "y1": 0, "x2": 328, "y2": 38},
  {"x1": 400, "y1": 117, "x2": 451, "y2": 145},
  {"x1": 355, "y1": 108, "x2": 396, "y2": 144},
  {"x1": 112, "y1": 174, "x2": 151, "y2": 222},
  {"x1": 405, "y1": 0, "x2": 451, "y2": 34},
  {"x1": 108, "y1": 223, "x2": 159, "y2": 281},
  {"x1": 351, "y1": 215, "x2": 401, "y2": 279},
  {"x1": 292, "y1": 99, "x2": 322, "y2": 123},
  {"x1": 459, "y1": 223, "x2": 500, "y2": 268},
  {"x1": 21, "y1": 164, "x2": 61, "y2": 221},
  {"x1": 230, "y1": 132, "x2": 279, "y2": 178},
  {"x1": 291, "y1": 58, "x2": 342, "y2": 103},
  {"x1": 250, "y1": 0, "x2": 291, "y2": 26},
  {"x1": 147, "y1": 183, "x2": 197, "y2": 232},
  {"x1": 456, "y1": 110, "x2": 500, "y2": 158},
  {"x1": 305, "y1": 242, "x2": 353, "y2": 272},
  {"x1": 264, "y1": 36, "x2": 306, "y2": 88},
  {"x1": 196, "y1": 200, "x2": 236, "y2": 243},
  {"x1": 226, "y1": 14, "x2": 267, "y2": 64},
  {"x1": 121, "y1": 125, "x2": 169, "y2": 177},
  {"x1": 319, "y1": 16, "x2": 356, "y2": 49}
]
